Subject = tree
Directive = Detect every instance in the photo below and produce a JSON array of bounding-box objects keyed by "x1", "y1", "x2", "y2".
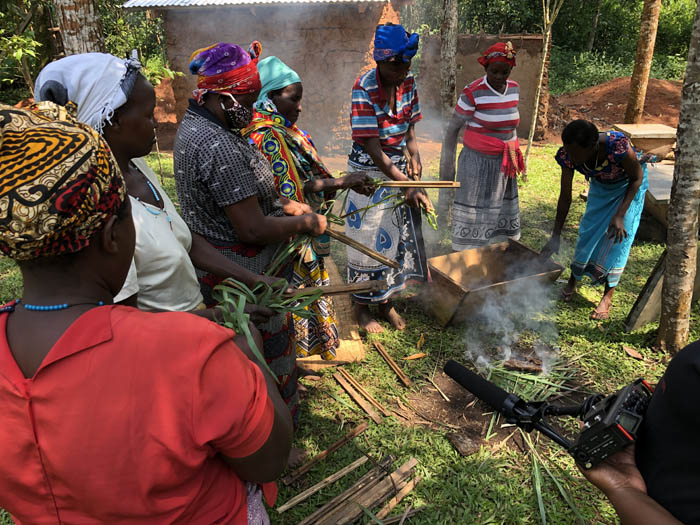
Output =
[
  {"x1": 624, "y1": 0, "x2": 663, "y2": 123},
  {"x1": 586, "y1": 0, "x2": 603, "y2": 52},
  {"x1": 524, "y1": 0, "x2": 566, "y2": 169},
  {"x1": 657, "y1": 1, "x2": 700, "y2": 353},
  {"x1": 53, "y1": 0, "x2": 104, "y2": 55},
  {"x1": 439, "y1": 0, "x2": 458, "y2": 119}
]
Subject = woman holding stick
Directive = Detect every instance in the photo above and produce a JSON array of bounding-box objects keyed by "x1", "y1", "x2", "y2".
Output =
[
  {"x1": 345, "y1": 22, "x2": 430, "y2": 333},
  {"x1": 541, "y1": 120, "x2": 648, "y2": 320},
  {"x1": 440, "y1": 41, "x2": 524, "y2": 251},
  {"x1": 174, "y1": 42, "x2": 328, "y2": 427},
  {"x1": 244, "y1": 56, "x2": 373, "y2": 359},
  {"x1": 0, "y1": 102, "x2": 292, "y2": 523}
]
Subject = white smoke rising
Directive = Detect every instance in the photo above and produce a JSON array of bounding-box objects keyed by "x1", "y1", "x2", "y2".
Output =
[{"x1": 461, "y1": 260, "x2": 560, "y2": 375}]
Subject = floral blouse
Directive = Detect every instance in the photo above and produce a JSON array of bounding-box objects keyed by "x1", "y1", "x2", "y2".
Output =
[{"x1": 555, "y1": 131, "x2": 636, "y2": 184}]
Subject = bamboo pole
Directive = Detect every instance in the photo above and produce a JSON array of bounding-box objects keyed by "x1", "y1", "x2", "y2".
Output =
[
  {"x1": 377, "y1": 181, "x2": 461, "y2": 188},
  {"x1": 338, "y1": 368, "x2": 392, "y2": 417},
  {"x1": 277, "y1": 456, "x2": 369, "y2": 513},
  {"x1": 373, "y1": 342, "x2": 412, "y2": 387},
  {"x1": 285, "y1": 280, "x2": 388, "y2": 298},
  {"x1": 282, "y1": 422, "x2": 369, "y2": 485},
  {"x1": 327, "y1": 229, "x2": 400, "y2": 269},
  {"x1": 334, "y1": 372, "x2": 383, "y2": 424},
  {"x1": 376, "y1": 475, "x2": 423, "y2": 519}
]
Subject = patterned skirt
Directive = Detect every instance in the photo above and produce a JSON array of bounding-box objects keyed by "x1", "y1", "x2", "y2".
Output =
[
  {"x1": 344, "y1": 148, "x2": 429, "y2": 304},
  {"x1": 197, "y1": 241, "x2": 299, "y2": 428},
  {"x1": 292, "y1": 256, "x2": 339, "y2": 360},
  {"x1": 452, "y1": 146, "x2": 520, "y2": 251}
]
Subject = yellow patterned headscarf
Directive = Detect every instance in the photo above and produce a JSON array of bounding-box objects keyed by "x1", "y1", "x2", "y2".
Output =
[{"x1": 0, "y1": 101, "x2": 125, "y2": 261}]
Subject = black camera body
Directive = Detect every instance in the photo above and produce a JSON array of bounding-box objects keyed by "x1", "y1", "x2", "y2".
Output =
[
  {"x1": 569, "y1": 379, "x2": 654, "y2": 469},
  {"x1": 444, "y1": 360, "x2": 655, "y2": 469}
]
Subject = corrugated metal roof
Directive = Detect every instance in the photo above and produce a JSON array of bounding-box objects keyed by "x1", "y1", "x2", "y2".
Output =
[{"x1": 123, "y1": 0, "x2": 385, "y2": 8}]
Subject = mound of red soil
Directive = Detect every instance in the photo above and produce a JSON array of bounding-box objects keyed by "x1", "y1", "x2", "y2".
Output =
[{"x1": 548, "y1": 76, "x2": 681, "y2": 137}]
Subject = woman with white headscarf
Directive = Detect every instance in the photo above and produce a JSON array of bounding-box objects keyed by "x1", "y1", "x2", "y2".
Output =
[{"x1": 35, "y1": 53, "x2": 277, "y2": 320}]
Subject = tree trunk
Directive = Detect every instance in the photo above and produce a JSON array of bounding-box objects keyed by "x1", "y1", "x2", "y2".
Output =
[
  {"x1": 524, "y1": 29, "x2": 551, "y2": 169},
  {"x1": 53, "y1": 0, "x2": 105, "y2": 55},
  {"x1": 624, "y1": 0, "x2": 662, "y2": 124},
  {"x1": 534, "y1": 36, "x2": 552, "y2": 141},
  {"x1": 657, "y1": 2, "x2": 700, "y2": 354},
  {"x1": 586, "y1": 0, "x2": 602, "y2": 52},
  {"x1": 439, "y1": 0, "x2": 458, "y2": 119}
]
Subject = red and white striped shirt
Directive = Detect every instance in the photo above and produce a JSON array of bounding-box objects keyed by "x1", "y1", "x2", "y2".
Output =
[{"x1": 454, "y1": 76, "x2": 519, "y2": 143}]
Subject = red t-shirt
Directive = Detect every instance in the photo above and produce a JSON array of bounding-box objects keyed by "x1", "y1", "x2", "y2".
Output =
[{"x1": 0, "y1": 304, "x2": 275, "y2": 524}]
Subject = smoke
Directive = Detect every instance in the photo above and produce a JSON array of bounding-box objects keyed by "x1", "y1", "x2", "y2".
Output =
[{"x1": 461, "y1": 258, "x2": 561, "y2": 375}]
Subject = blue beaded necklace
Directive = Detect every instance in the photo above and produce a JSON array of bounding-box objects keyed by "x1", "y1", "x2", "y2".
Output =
[{"x1": 0, "y1": 299, "x2": 105, "y2": 313}]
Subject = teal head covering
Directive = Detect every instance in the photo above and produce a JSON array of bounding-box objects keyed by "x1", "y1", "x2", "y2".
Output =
[{"x1": 256, "y1": 56, "x2": 302, "y2": 106}]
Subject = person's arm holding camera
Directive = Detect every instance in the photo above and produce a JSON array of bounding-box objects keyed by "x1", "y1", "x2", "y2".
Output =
[{"x1": 581, "y1": 445, "x2": 682, "y2": 525}]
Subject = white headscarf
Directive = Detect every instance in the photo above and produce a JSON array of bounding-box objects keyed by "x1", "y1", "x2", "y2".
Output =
[{"x1": 35, "y1": 53, "x2": 142, "y2": 133}]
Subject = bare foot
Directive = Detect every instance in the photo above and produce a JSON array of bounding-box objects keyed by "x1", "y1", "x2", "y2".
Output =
[
  {"x1": 354, "y1": 303, "x2": 383, "y2": 333},
  {"x1": 561, "y1": 277, "x2": 577, "y2": 302},
  {"x1": 591, "y1": 286, "x2": 614, "y2": 320},
  {"x1": 288, "y1": 447, "x2": 307, "y2": 468},
  {"x1": 378, "y1": 302, "x2": 406, "y2": 330}
]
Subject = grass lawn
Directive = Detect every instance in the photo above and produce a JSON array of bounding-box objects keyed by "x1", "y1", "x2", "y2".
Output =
[{"x1": 1, "y1": 144, "x2": 697, "y2": 524}]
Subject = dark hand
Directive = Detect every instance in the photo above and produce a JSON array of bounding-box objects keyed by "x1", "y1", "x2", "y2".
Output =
[
  {"x1": 244, "y1": 303, "x2": 275, "y2": 325},
  {"x1": 540, "y1": 235, "x2": 561, "y2": 259},
  {"x1": 342, "y1": 172, "x2": 375, "y2": 196},
  {"x1": 404, "y1": 188, "x2": 430, "y2": 209},
  {"x1": 607, "y1": 215, "x2": 627, "y2": 244},
  {"x1": 306, "y1": 213, "x2": 328, "y2": 236},
  {"x1": 281, "y1": 197, "x2": 312, "y2": 216},
  {"x1": 408, "y1": 157, "x2": 422, "y2": 181},
  {"x1": 579, "y1": 445, "x2": 646, "y2": 496}
]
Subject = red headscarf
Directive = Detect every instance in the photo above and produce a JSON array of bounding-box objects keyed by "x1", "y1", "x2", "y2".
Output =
[{"x1": 477, "y1": 41, "x2": 516, "y2": 68}]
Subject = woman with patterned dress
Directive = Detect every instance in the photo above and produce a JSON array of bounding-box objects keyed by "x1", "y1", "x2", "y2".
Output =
[
  {"x1": 244, "y1": 56, "x2": 372, "y2": 359},
  {"x1": 440, "y1": 41, "x2": 525, "y2": 251},
  {"x1": 174, "y1": 42, "x2": 328, "y2": 427},
  {"x1": 345, "y1": 23, "x2": 431, "y2": 333},
  {"x1": 541, "y1": 120, "x2": 649, "y2": 320}
]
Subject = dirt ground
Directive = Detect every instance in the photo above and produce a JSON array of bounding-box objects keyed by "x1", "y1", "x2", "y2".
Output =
[{"x1": 148, "y1": 75, "x2": 682, "y2": 171}]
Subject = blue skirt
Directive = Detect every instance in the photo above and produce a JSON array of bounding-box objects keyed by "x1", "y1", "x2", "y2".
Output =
[{"x1": 571, "y1": 167, "x2": 648, "y2": 288}]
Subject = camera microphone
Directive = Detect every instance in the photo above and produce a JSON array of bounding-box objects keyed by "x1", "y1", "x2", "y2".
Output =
[{"x1": 444, "y1": 359, "x2": 516, "y2": 413}]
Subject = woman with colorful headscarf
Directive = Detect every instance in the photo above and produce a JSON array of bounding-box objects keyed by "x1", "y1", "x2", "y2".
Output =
[
  {"x1": 0, "y1": 102, "x2": 292, "y2": 523},
  {"x1": 174, "y1": 42, "x2": 328, "y2": 427},
  {"x1": 34, "y1": 53, "x2": 275, "y2": 323},
  {"x1": 540, "y1": 120, "x2": 648, "y2": 320},
  {"x1": 346, "y1": 22, "x2": 431, "y2": 334},
  {"x1": 440, "y1": 41, "x2": 524, "y2": 251},
  {"x1": 243, "y1": 56, "x2": 373, "y2": 360}
]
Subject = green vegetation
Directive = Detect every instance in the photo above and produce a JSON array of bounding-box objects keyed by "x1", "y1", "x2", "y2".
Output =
[{"x1": 1, "y1": 144, "x2": 696, "y2": 523}]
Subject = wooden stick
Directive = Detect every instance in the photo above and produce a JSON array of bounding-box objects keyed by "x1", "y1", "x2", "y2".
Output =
[
  {"x1": 296, "y1": 359, "x2": 352, "y2": 366},
  {"x1": 285, "y1": 280, "x2": 388, "y2": 298},
  {"x1": 330, "y1": 458, "x2": 419, "y2": 525},
  {"x1": 373, "y1": 342, "x2": 412, "y2": 387},
  {"x1": 282, "y1": 422, "x2": 369, "y2": 485},
  {"x1": 376, "y1": 475, "x2": 423, "y2": 519},
  {"x1": 334, "y1": 373, "x2": 383, "y2": 424},
  {"x1": 427, "y1": 376, "x2": 450, "y2": 402},
  {"x1": 378, "y1": 181, "x2": 461, "y2": 188},
  {"x1": 277, "y1": 456, "x2": 369, "y2": 513},
  {"x1": 298, "y1": 455, "x2": 394, "y2": 525},
  {"x1": 327, "y1": 229, "x2": 400, "y2": 269},
  {"x1": 338, "y1": 368, "x2": 391, "y2": 417}
]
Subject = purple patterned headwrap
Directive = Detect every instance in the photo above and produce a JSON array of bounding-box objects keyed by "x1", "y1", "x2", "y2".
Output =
[{"x1": 189, "y1": 42, "x2": 262, "y2": 103}]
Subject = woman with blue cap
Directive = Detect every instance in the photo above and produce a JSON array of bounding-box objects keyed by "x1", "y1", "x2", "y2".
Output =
[
  {"x1": 345, "y1": 22, "x2": 430, "y2": 333},
  {"x1": 244, "y1": 56, "x2": 373, "y2": 360}
]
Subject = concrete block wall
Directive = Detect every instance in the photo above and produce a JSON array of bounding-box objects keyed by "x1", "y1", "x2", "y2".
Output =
[{"x1": 419, "y1": 34, "x2": 544, "y2": 138}]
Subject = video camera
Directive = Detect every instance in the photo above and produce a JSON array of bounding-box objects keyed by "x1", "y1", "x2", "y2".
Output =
[{"x1": 444, "y1": 360, "x2": 654, "y2": 469}]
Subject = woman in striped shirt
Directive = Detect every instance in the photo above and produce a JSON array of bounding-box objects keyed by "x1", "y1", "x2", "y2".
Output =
[
  {"x1": 345, "y1": 23, "x2": 430, "y2": 333},
  {"x1": 440, "y1": 41, "x2": 525, "y2": 251}
]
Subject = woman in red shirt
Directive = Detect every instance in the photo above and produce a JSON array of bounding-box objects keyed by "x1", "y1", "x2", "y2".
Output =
[{"x1": 0, "y1": 102, "x2": 292, "y2": 523}]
